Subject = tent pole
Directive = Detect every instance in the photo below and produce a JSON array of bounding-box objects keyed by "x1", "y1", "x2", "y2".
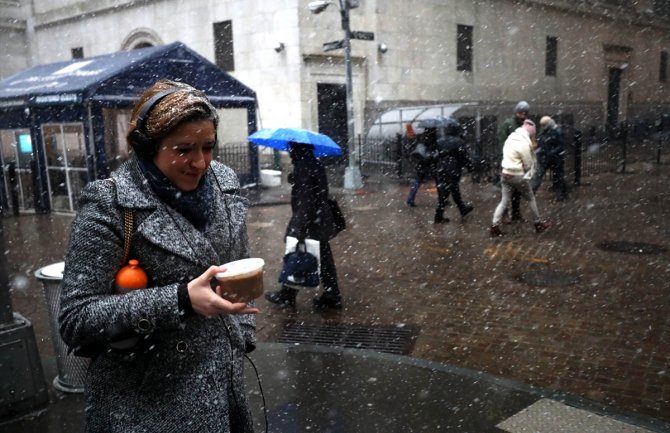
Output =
[{"x1": 86, "y1": 102, "x2": 98, "y2": 180}]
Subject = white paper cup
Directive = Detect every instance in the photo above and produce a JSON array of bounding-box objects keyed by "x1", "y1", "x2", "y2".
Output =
[{"x1": 215, "y1": 258, "x2": 265, "y2": 303}]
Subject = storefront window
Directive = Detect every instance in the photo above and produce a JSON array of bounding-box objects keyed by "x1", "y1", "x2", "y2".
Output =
[{"x1": 42, "y1": 123, "x2": 87, "y2": 213}]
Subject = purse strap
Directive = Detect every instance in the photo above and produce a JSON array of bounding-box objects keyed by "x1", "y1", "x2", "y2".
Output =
[
  {"x1": 106, "y1": 177, "x2": 134, "y2": 263},
  {"x1": 122, "y1": 208, "x2": 133, "y2": 263}
]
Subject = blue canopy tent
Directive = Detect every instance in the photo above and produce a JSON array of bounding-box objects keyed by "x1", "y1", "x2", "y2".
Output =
[{"x1": 0, "y1": 41, "x2": 258, "y2": 214}]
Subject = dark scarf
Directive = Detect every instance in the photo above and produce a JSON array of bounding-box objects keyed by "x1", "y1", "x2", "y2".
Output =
[{"x1": 138, "y1": 158, "x2": 214, "y2": 231}]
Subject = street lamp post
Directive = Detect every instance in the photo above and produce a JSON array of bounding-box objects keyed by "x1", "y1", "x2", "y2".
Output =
[{"x1": 309, "y1": 0, "x2": 363, "y2": 190}]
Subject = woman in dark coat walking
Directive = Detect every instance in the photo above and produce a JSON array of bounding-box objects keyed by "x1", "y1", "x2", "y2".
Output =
[
  {"x1": 433, "y1": 118, "x2": 475, "y2": 223},
  {"x1": 531, "y1": 116, "x2": 568, "y2": 201},
  {"x1": 59, "y1": 80, "x2": 259, "y2": 433},
  {"x1": 406, "y1": 127, "x2": 438, "y2": 207},
  {"x1": 265, "y1": 142, "x2": 342, "y2": 310}
]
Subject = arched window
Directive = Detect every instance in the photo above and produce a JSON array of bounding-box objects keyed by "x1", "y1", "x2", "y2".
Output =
[{"x1": 121, "y1": 29, "x2": 162, "y2": 51}]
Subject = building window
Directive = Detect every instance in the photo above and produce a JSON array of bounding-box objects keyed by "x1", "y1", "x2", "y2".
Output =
[
  {"x1": 132, "y1": 42, "x2": 153, "y2": 49},
  {"x1": 661, "y1": 51, "x2": 668, "y2": 82},
  {"x1": 546, "y1": 36, "x2": 558, "y2": 77},
  {"x1": 71, "y1": 47, "x2": 84, "y2": 59},
  {"x1": 213, "y1": 20, "x2": 235, "y2": 71},
  {"x1": 456, "y1": 24, "x2": 473, "y2": 72}
]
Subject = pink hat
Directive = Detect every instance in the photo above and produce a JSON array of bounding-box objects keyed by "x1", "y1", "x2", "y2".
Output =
[{"x1": 522, "y1": 119, "x2": 536, "y2": 136}]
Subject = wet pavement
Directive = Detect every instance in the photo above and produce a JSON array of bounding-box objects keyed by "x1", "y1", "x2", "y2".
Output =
[
  {"x1": 4, "y1": 344, "x2": 667, "y2": 433},
  {"x1": 2, "y1": 159, "x2": 670, "y2": 432}
]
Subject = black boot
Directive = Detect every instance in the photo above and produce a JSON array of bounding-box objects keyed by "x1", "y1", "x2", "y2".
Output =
[
  {"x1": 490, "y1": 225, "x2": 504, "y2": 237},
  {"x1": 460, "y1": 204, "x2": 474, "y2": 218},
  {"x1": 312, "y1": 291, "x2": 342, "y2": 310},
  {"x1": 265, "y1": 287, "x2": 297, "y2": 308},
  {"x1": 434, "y1": 209, "x2": 449, "y2": 224},
  {"x1": 534, "y1": 221, "x2": 551, "y2": 234}
]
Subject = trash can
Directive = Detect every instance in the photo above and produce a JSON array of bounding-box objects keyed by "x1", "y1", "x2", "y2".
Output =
[
  {"x1": 35, "y1": 262, "x2": 89, "y2": 393},
  {"x1": 260, "y1": 169, "x2": 282, "y2": 187}
]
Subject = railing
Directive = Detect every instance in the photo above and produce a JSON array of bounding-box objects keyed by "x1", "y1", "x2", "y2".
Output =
[
  {"x1": 215, "y1": 141, "x2": 252, "y2": 182},
  {"x1": 360, "y1": 135, "x2": 408, "y2": 179},
  {"x1": 569, "y1": 127, "x2": 670, "y2": 181},
  {"x1": 358, "y1": 122, "x2": 670, "y2": 185}
]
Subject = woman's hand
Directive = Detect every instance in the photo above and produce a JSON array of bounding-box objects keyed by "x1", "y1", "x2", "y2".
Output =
[{"x1": 187, "y1": 266, "x2": 260, "y2": 317}]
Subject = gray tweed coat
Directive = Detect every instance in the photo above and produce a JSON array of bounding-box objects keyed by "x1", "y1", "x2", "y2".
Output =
[{"x1": 59, "y1": 157, "x2": 256, "y2": 433}]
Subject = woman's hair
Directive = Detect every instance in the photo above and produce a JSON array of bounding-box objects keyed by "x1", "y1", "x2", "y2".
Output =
[{"x1": 126, "y1": 79, "x2": 219, "y2": 158}]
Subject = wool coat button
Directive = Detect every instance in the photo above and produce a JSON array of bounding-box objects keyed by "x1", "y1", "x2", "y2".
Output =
[
  {"x1": 137, "y1": 318, "x2": 152, "y2": 332},
  {"x1": 176, "y1": 341, "x2": 188, "y2": 353}
]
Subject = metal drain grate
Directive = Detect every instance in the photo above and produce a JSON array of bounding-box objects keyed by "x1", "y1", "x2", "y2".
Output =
[
  {"x1": 276, "y1": 322, "x2": 419, "y2": 355},
  {"x1": 597, "y1": 241, "x2": 667, "y2": 255}
]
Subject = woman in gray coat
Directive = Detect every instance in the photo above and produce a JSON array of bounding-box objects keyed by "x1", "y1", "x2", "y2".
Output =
[{"x1": 59, "y1": 80, "x2": 259, "y2": 433}]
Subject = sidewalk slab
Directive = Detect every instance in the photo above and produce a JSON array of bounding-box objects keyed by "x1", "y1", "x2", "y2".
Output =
[{"x1": 3, "y1": 344, "x2": 668, "y2": 433}]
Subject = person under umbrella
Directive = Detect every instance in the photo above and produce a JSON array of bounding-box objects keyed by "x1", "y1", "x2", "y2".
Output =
[
  {"x1": 406, "y1": 125, "x2": 438, "y2": 207},
  {"x1": 265, "y1": 142, "x2": 343, "y2": 310},
  {"x1": 433, "y1": 117, "x2": 475, "y2": 223}
]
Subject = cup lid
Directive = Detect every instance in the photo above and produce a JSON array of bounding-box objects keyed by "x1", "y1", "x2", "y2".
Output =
[
  {"x1": 215, "y1": 258, "x2": 264, "y2": 279},
  {"x1": 38, "y1": 262, "x2": 65, "y2": 279}
]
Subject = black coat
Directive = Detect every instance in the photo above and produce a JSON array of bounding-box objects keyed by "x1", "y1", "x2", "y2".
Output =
[
  {"x1": 435, "y1": 135, "x2": 474, "y2": 182},
  {"x1": 285, "y1": 151, "x2": 338, "y2": 242},
  {"x1": 537, "y1": 126, "x2": 565, "y2": 157}
]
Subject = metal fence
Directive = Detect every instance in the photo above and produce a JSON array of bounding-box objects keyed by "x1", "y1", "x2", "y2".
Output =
[
  {"x1": 572, "y1": 129, "x2": 670, "y2": 181},
  {"x1": 209, "y1": 125, "x2": 670, "y2": 187},
  {"x1": 360, "y1": 135, "x2": 407, "y2": 179},
  {"x1": 214, "y1": 141, "x2": 252, "y2": 182},
  {"x1": 358, "y1": 122, "x2": 670, "y2": 185}
]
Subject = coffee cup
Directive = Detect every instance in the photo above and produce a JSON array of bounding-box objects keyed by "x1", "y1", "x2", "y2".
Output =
[{"x1": 215, "y1": 258, "x2": 265, "y2": 303}]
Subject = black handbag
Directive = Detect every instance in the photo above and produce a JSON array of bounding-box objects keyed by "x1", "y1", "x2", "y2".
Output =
[
  {"x1": 409, "y1": 142, "x2": 430, "y2": 164},
  {"x1": 327, "y1": 198, "x2": 346, "y2": 233},
  {"x1": 278, "y1": 241, "x2": 320, "y2": 288}
]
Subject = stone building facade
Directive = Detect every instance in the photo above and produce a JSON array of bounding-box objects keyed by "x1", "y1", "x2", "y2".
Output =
[{"x1": 1, "y1": 0, "x2": 669, "y2": 142}]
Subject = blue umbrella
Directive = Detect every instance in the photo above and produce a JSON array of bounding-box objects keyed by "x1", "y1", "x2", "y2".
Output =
[{"x1": 248, "y1": 127, "x2": 343, "y2": 157}]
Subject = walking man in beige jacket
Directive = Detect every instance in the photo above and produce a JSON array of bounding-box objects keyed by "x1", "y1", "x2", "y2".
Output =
[{"x1": 490, "y1": 119, "x2": 550, "y2": 237}]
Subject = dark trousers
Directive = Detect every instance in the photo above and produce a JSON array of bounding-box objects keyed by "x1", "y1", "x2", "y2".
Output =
[
  {"x1": 532, "y1": 153, "x2": 567, "y2": 199},
  {"x1": 406, "y1": 165, "x2": 432, "y2": 204},
  {"x1": 436, "y1": 175, "x2": 467, "y2": 214},
  {"x1": 511, "y1": 190, "x2": 522, "y2": 218},
  {"x1": 319, "y1": 241, "x2": 339, "y2": 296}
]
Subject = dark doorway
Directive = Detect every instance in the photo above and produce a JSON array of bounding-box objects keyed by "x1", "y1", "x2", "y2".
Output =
[
  {"x1": 317, "y1": 83, "x2": 347, "y2": 164},
  {"x1": 607, "y1": 67, "x2": 622, "y2": 134}
]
